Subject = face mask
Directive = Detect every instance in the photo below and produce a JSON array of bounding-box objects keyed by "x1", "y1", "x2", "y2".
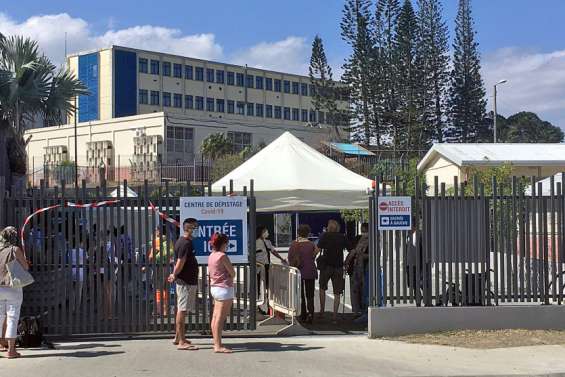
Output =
[{"x1": 263, "y1": 230, "x2": 269, "y2": 239}]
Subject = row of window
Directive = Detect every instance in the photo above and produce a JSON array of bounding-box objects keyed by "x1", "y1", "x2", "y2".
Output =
[
  {"x1": 139, "y1": 90, "x2": 331, "y2": 123},
  {"x1": 138, "y1": 58, "x2": 328, "y2": 97}
]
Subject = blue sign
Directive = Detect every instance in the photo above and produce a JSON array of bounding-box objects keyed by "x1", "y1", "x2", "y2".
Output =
[
  {"x1": 379, "y1": 215, "x2": 411, "y2": 228},
  {"x1": 193, "y1": 220, "x2": 244, "y2": 260}
]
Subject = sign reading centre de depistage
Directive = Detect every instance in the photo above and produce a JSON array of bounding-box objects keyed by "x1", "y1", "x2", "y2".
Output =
[
  {"x1": 180, "y1": 196, "x2": 248, "y2": 264},
  {"x1": 377, "y1": 196, "x2": 412, "y2": 231}
]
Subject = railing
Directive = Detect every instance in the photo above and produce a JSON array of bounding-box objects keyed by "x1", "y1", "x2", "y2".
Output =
[{"x1": 268, "y1": 264, "x2": 302, "y2": 318}]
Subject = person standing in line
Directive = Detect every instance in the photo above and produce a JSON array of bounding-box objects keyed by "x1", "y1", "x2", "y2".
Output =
[
  {"x1": 317, "y1": 219, "x2": 350, "y2": 323},
  {"x1": 0, "y1": 227, "x2": 30, "y2": 359},
  {"x1": 255, "y1": 225, "x2": 286, "y2": 314},
  {"x1": 288, "y1": 224, "x2": 318, "y2": 324},
  {"x1": 168, "y1": 218, "x2": 199, "y2": 351},
  {"x1": 345, "y1": 223, "x2": 369, "y2": 316},
  {"x1": 208, "y1": 233, "x2": 235, "y2": 354},
  {"x1": 70, "y1": 233, "x2": 87, "y2": 311}
]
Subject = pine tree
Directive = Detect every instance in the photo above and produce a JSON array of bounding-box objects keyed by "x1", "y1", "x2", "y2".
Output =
[
  {"x1": 415, "y1": 0, "x2": 450, "y2": 144},
  {"x1": 309, "y1": 35, "x2": 343, "y2": 141},
  {"x1": 375, "y1": 0, "x2": 401, "y2": 154},
  {"x1": 447, "y1": 0, "x2": 487, "y2": 142},
  {"x1": 395, "y1": 0, "x2": 420, "y2": 153},
  {"x1": 341, "y1": 0, "x2": 375, "y2": 145}
]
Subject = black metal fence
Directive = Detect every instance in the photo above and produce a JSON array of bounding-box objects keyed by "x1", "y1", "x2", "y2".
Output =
[
  {"x1": 369, "y1": 175, "x2": 565, "y2": 308},
  {"x1": 0, "y1": 178, "x2": 256, "y2": 336}
]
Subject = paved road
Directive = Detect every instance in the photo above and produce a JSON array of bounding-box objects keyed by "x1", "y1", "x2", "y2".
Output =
[{"x1": 2, "y1": 335, "x2": 565, "y2": 377}]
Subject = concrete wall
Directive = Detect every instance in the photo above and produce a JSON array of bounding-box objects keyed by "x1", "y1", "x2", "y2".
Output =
[{"x1": 368, "y1": 306, "x2": 565, "y2": 337}]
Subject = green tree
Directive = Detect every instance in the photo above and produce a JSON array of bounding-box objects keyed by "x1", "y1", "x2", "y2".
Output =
[
  {"x1": 498, "y1": 112, "x2": 564, "y2": 143},
  {"x1": 0, "y1": 34, "x2": 87, "y2": 189},
  {"x1": 341, "y1": 0, "x2": 375, "y2": 145},
  {"x1": 309, "y1": 36, "x2": 345, "y2": 141},
  {"x1": 446, "y1": 0, "x2": 487, "y2": 142},
  {"x1": 200, "y1": 132, "x2": 233, "y2": 160},
  {"x1": 395, "y1": 0, "x2": 421, "y2": 153},
  {"x1": 415, "y1": 0, "x2": 450, "y2": 144}
]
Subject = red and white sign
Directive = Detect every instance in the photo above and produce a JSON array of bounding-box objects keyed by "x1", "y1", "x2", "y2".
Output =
[{"x1": 377, "y1": 196, "x2": 412, "y2": 230}]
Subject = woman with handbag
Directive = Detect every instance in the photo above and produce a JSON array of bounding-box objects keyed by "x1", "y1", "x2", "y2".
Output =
[
  {"x1": 0, "y1": 226, "x2": 31, "y2": 359},
  {"x1": 288, "y1": 224, "x2": 318, "y2": 324}
]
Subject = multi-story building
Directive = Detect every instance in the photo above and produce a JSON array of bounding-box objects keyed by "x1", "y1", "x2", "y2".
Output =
[{"x1": 25, "y1": 45, "x2": 349, "y2": 180}]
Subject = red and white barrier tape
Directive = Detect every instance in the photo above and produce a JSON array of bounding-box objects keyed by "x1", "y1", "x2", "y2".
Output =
[
  {"x1": 148, "y1": 201, "x2": 180, "y2": 228},
  {"x1": 20, "y1": 200, "x2": 121, "y2": 249}
]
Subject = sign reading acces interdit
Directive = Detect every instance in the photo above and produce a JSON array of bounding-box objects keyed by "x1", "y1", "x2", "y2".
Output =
[
  {"x1": 377, "y1": 196, "x2": 412, "y2": 231},
  {"x1": 180, "y1": 196, "x2": 248, "y2": 264}
]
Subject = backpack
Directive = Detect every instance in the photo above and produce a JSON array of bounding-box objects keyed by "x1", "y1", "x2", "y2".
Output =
[{"x1": 17, "y1": 315, "x2": 53, "y2": 349}]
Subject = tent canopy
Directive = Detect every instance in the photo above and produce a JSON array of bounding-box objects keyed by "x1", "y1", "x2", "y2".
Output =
[
  {"x1": 212, "y1": 132, "x2": 374, "y2": 212},
  {"x1": 525, "y1": 173, "x2": 564, "y2": 196},
  {"x1": 110, "y1": 185, "x2": 138, "y2": 198}
]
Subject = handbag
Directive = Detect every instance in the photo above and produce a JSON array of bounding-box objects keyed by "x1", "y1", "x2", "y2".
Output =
[
  {"x1": 316, "y1": 249, "x2": 327, "y2": 271},
  {"x1": 6, "y1": 247, "x2": 34, "y2": 288}
]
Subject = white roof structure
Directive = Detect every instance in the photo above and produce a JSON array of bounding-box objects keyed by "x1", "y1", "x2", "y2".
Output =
[
  {"x1": 110, "y1": 185, "x2": 138, "y2": 198},
  {"x1": 418, "y1": 143, "x2": 565, "y2": 172},
  {"x1": 525, "y1": 173, "x2": 565, "y2": 196},
  {"x1": 212, "y1": 132, "x2": 374, "y2": 212}
]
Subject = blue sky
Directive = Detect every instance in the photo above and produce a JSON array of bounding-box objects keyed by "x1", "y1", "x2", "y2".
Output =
[{"x1": 2, "y1": 0, "x2": 565, "y2": 128}]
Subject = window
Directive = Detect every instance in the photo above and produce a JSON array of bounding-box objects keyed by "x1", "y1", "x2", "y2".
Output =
[
  {"x1": 216, "y1": 70, "x2": 224, "y2": 84},
  {"x1": 301, "y1": 109, "x2": 308, "y2": 122},
  {"x1": 150, "y1": 90, "x2": 160, "y2": 105},
  {"x1": 173, "y1": 63, "x2": 182, "y2": 78},
  {"x1": 236, "y1": 73, "x2": 244, "y2": 87},
  {"x1": 292, "y1": 108, "x2": 299, "y2": 121},
  {"x1": 162, "y1": 62, "x2": 171, "y2": 76},
  {"x1": 246, "y1": 74, "x2": 254, "y2": 88},
  {"x1": 195, "y1": 67, "x2": 204, "y2": 81},
  {"x1": 309, "y1": 84, "x2": 316, "y2": 96},
  {"x1": 185, "y1": 95, "x2": 193, "y2": 109},
  {"x1": 216, "y1": 99, "x2": 225, "y2": 113},
  {"x1": 283, "y1": 107, "x2": 290, "y2": 120},
  {"x1": 256, "y1": 104, "x2": 263, "y2": 117},
  {"x1": 283, "y1": 80, "x2": 290, "y2": 93},
  {"x1": 227, "y1": 131, "x2": 252, "y2": 153},
  {"x1": 185, "y1": 65, "x2": 193, "y2": 80},
  {"x1": 318, "y1": 111, "x2": 325, "y2": 124},
  {"x1": 309, "y1": 109, "x2": 317, "y2": 122},
  {"x1": 206, "y1": 68, "x2": 214, "y2": 83},
  {"x1": 139, "y1": 89, "x2": 148, "y2": 104},
  {"x1": 138, "y1": 58, "x2": 148, "y2": 73},
  {"x1": 227, "y1": 100, "x2": 235, "y2": 114},
  {"x1": 274, "y1": 79, "x2": 281, "y2": 92},
  {"x1": 206, "y1": 97, "x2": 215, "y2": 112},
  {"x1": 163, "y1": 92, "x2": 171, "y2": 107},
  {"x1": 173, "y1": 93, "x2": 182, "y2": 108},
  {"x1": 227, "y1": 71, "x2": 235, "y2": 85},
  {"x1": 266, "y1": 105, "x2": 273, "y2": 118},
  {"x1": 236, "y1": 101, "x2": 245, "y2": 115},
  {"x1": 274, "y1": 106, "x2": 282, "y2": 119},
  {"x1": 301, "y1": 83, "x2": 308, "y2": 96},
  {"x1": 150, "y1": 60, "x2": 160, "y2": 75},
  {"x1": 195, "y1": 96, "x2": 204, "y2": 110},
  {"x1": 247, "y1": 102, "x2": 254, "y2": 116},
  {"x1": 292, "y1": 82, "x2": 299, "y2": 95},
  {"x1": 166, "y1": 126, "x2": 194, "y2": 155},
  {"x1": 256, "y1": 76, "x2": 264, "y2": 90},
  {"x1": 265, "y1": 78, "x2": 273, "y2": 91}
]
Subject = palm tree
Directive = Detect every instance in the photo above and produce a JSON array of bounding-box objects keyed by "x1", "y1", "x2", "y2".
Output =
[{"x1": 0, "y1": 33, "x2": 87, "y2": 190}]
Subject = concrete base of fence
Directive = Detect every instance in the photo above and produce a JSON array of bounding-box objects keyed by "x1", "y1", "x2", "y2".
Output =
[
  {"x1": 259, "y1": 316, "x2": 312, "y2": 336},
  {"x1": 368, "y1": 305, "x2": 565, "y2": 338}
]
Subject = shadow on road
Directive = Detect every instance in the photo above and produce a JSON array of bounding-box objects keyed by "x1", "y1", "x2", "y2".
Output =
[
  {"x1": 228, "y1": 342, "x2": 324, "y2": 353},
  {"x1": 22, "y1": 350, "x2": 125, "y2": 359},
  {"x1": 54, "y1": 343, "x2": 122, "y2": 351}
]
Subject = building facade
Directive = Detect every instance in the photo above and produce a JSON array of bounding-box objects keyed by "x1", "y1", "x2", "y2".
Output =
[{"x1": 26, "y1": 45, "x2": 348, "y2": 181}]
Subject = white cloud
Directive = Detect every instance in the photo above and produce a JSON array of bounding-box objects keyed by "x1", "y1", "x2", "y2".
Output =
[
  {"x1": 482, "y1": 47, "x2": 565, "y2": 129},
  {"x1": 231, "y1": 36, "x2": 310, "y2": 75}
]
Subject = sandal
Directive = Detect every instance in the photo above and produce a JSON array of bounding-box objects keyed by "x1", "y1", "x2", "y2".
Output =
[
  {"x1": 214, "y1": 347, "x2": 233, "y2": 354},
  {"x1": 7, "y1": 352, "x2": 21, "y2": 359},
  {"x1": 172, "y1": 340, "x2": 191, "y2": 345},
  {"x1": 177, "y1": 344, "x2": 198, "y2": 351}
]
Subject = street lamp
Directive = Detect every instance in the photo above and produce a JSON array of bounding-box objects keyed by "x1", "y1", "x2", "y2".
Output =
[{"x1": 493, "y1": 79, "x2": 508, "y2": 143}]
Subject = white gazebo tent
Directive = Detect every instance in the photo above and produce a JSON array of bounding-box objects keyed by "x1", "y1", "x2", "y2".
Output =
[
  {"x1": 212, "y1": 132, "x2": 374, "y2": 212},
  {"x1": 525, "y1": 173, "x2": 564, "y2": 196},
  {"x1": 110, "y1": 184, "x2": 138, "y2": 198}
]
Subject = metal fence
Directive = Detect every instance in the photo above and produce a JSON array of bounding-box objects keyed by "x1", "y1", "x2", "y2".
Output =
[
  {"x1": 268, "y1": 264, "x2": 302, "y2": 318},
  {"x1": 0, "y1": 178, "x2": 256, "y2": 336},
  {"x1": 369, "y1": 175, "x2": 565, "y2": 308}
]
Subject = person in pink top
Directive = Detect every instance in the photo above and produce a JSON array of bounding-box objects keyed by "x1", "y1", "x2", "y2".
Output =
[{"x1": 207, "y1": 233, "x2": 235, "y2": 354}]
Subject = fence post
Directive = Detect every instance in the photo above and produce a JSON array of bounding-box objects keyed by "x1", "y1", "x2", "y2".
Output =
[
  {"x1": 248, "y1": 179, "x2": 257, "y2": 330},
  {"x1": 0, "y1": 176, "x2": 5, "y2": 228}
]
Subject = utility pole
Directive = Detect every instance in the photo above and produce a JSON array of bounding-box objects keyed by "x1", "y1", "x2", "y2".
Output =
[{"x1": 493, "y1": 79, "x2": 508, "y2": 143}]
